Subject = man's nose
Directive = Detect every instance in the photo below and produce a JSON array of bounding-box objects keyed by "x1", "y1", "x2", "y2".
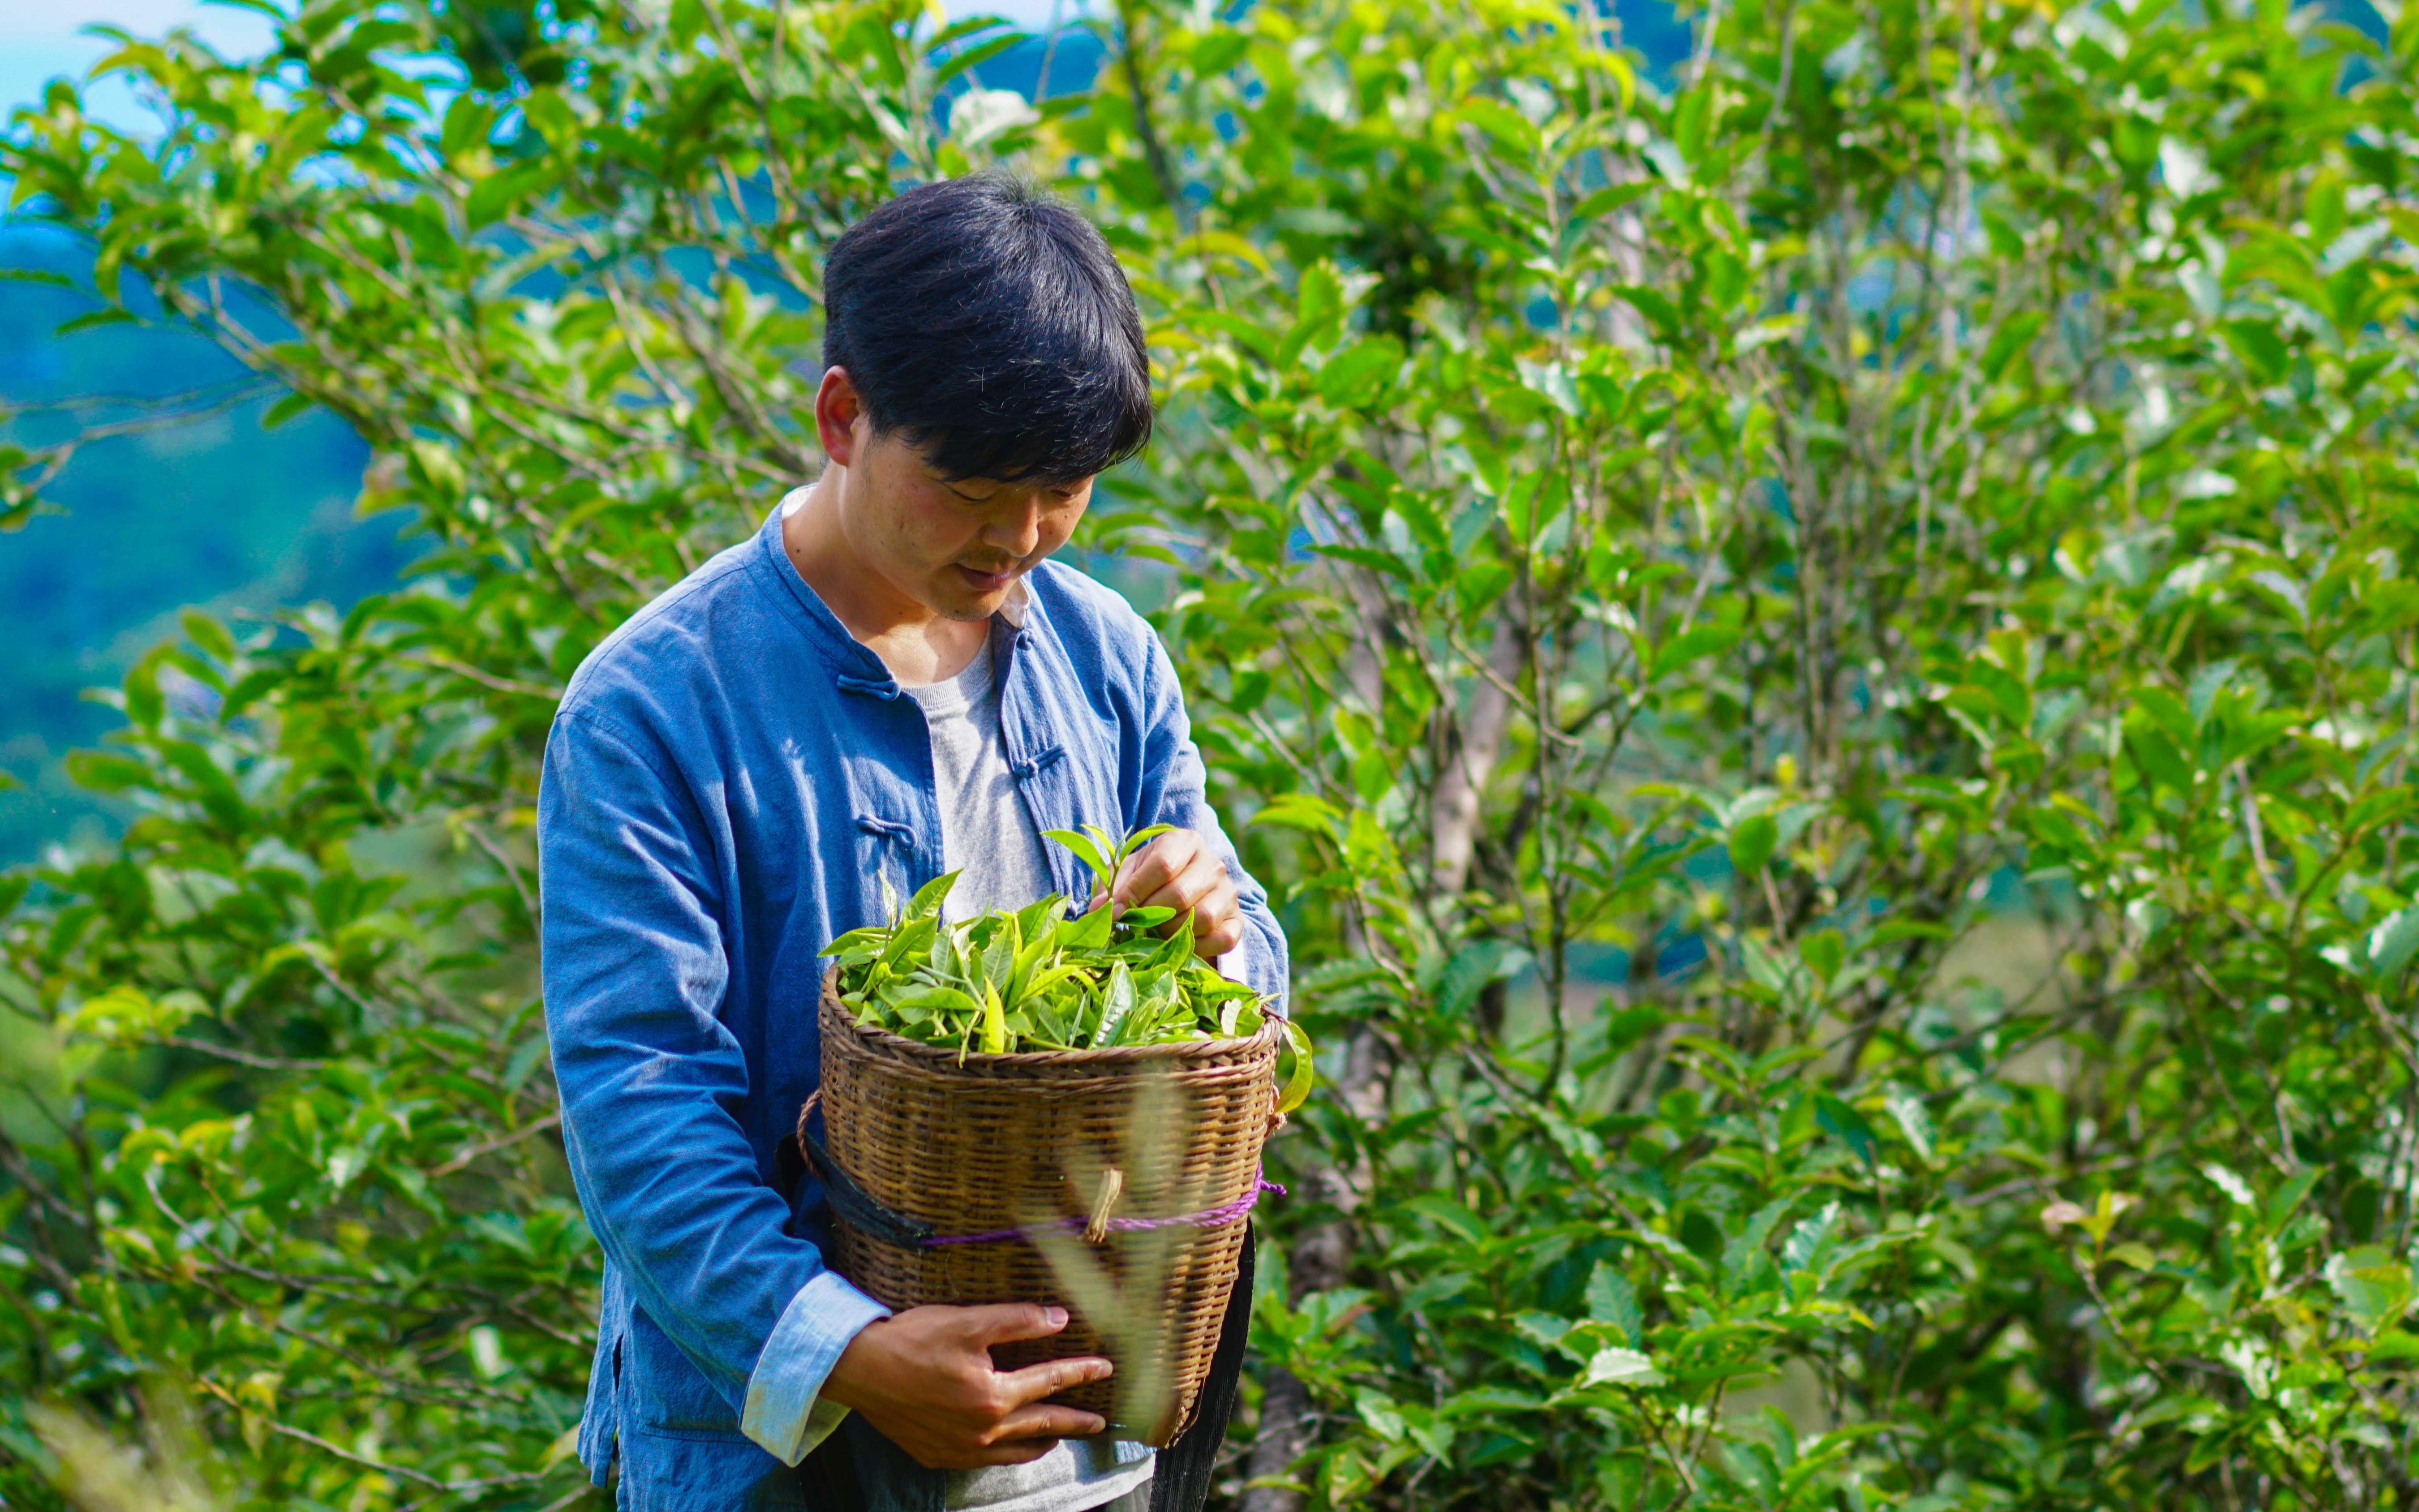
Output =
[{"x1": 985, "y1": 493, "x2": 1045, "y2": 559}]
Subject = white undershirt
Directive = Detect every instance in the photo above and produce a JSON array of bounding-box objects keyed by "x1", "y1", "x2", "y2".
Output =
[
  {"x1": 898, "y1": 635, "x2": 1058, "y2": 928},
  {"x1": 898, "y1": 634, "x2": 1156, "y2": 1512}
]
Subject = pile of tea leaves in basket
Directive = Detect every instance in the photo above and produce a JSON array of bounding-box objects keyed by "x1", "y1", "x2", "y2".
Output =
[{"x1": 823, "y1": 825, "x2": 1312, "y2": 1108}]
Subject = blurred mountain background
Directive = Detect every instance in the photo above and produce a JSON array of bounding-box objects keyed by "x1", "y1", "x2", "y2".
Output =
[{"x1": 0, "y1": 0, "x2": 1690, "y2": 866}]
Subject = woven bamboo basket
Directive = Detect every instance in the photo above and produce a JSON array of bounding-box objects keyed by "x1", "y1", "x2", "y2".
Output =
[{"x1": 811, "y1": 965, "x2": 1281, "y2": 1446}]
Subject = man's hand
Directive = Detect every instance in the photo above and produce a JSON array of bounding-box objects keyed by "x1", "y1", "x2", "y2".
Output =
[
  {"x1": 1103, "y1": 828, "x2": 1243, "y2": 961},
  {"x1": 821, "y1": 1304, "x2": 1112, "y2": 1470}
]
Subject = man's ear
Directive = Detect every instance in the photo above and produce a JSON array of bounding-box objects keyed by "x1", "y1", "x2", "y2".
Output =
[{"x1": 815, "y1": 367, "x2": 865, "y2": 468}]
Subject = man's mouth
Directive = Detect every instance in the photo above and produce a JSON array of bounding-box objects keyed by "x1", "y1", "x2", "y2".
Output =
[{"x1": 954, "y1": 564, "x2": 1015, "y2": 593}]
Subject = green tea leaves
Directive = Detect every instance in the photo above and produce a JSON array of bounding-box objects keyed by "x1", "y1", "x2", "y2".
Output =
[
  {"x1": 1580, "y1": 1346, "x2": 1666, "y2": 1388},
  {"x1": 1728, "y1": 813, "x2": 1780, "y2": 876},
  {"x1": 829, "y1": 831, "x2": 1309, "y2": 1072},
  {"x1": 2367, "y1": 907, "x2": 2419, "y2": 981},
  {"x1": 2329, "y1": 1248, "x2": 2415, "y2": 1337},
  {"x1": 1096, "y1": 960, "x2": 1138, "y2": 1048},
  {"x1": 1043, "y1": 825, "x2": 1115, "y2": 896},
  {"x1": 908, "y1": 869, "x2": 962, "y2": 920},
  {"x1": 1276, "y1": 1018, "x2": 1316, "y2": 1115},
  {"x1": 1042, "y1": 823, "x2": 1176, "y2": 909}
]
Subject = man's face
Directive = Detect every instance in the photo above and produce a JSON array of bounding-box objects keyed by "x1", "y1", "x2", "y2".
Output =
[{"x1": 840, "y1": 425, "x2": 1093, "y2": 622}]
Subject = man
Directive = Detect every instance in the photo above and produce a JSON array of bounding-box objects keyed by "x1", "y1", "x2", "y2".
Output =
[{"x1": 537, "y1": 174, "x2": 1288, "y2": 1512}]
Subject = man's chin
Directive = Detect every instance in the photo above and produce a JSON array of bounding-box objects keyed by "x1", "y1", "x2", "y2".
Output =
[
  {"x1": 924, "y1": 585, "x2": 1009, "y2": 623},
  {"x1": 932, "y1": 565, "x2": 1018, "y2": 619}
]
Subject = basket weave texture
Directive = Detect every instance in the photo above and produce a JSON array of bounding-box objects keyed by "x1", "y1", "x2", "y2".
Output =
[{"x1": 815, "y1": 965, "x2": 1280, "y2": 1446}]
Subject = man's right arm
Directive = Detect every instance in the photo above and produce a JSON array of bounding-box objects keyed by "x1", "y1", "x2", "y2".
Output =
[
  {"x1": 540, "y1": 709, "x2": 887, "y2": 1462},
  {"x1": 539, "y1": 709, "x2": 1111, "y2": 1469}
]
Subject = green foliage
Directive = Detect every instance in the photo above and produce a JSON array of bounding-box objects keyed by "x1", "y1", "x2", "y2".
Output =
[
  {"x1": 2, "y1": 0, "x2": 2418, "y2": 1510},
  {"x1": 823, "y1": 862, "x2": 1274, "y2": 1057},
  {"x1": 1093, "y1": 0, "x2": 2419, "y2": 1504},
  {"x1": 0, "y1": 0, "x2": 976, "y2": 1502}
]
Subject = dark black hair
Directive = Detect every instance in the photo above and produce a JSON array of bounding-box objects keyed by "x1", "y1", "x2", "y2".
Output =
[{"x1": 821, "y1": 175, "x2": 1153, "y2": 485}]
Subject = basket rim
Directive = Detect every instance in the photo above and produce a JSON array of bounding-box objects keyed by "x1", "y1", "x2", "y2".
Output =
[{"x1": 818, "y1": 961, "x2": 1285, "y2": 1069}]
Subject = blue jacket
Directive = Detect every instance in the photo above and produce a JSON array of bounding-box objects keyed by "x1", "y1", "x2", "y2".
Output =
[{"x1": 538, "y1": 505, "x2": 1289, "y2": 1511}]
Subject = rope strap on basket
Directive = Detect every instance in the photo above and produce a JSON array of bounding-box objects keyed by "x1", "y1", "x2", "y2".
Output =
[{"x1": 795, "y1": 1093, "x2": 1283, "y2": 1251}]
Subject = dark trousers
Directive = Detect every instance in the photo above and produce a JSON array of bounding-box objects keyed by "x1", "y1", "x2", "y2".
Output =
[{"x1": 799, "y1": 1233, "x2": 1255, "y2": 1512}]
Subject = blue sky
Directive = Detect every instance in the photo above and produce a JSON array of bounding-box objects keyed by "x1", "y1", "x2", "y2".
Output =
[
  {"x1": 2, "y1": 0, "x2": 1073, "y2": 129},
  {"x1": 2, "y1": 0, "x2": 272, "y2": 129}
]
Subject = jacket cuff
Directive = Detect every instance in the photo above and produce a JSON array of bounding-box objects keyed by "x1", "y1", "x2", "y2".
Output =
[{"x1": 740, "y1": 1270, "x2": 893, "y2": 1466}]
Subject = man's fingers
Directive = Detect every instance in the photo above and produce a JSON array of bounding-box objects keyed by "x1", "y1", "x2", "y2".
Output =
[
  {"x1": 957, "y1": 1302, "x2": 1074, "y2": 1346},
  {"x1": 1141, "y1": 851, "x2": 1220, "y2": 912},
  {"x1": 1146, "y1": 867, "x2": 1237, "y2": 958},
  {"x1": 1111, "y1": 833, "x2": 1195, "y2": 906},
  {"x1": 987, "y1": 1401, "x2": 1112, "y2": 1443},
  {"x1": 1191, "y1": 872, "x2": 1238, "y2": 924},
  {"x1": 1104, "y1": 834, "x2": 1246, "y2": 960},
  {"x1": 995, "y1": 1352, "x2": 1114, "y2": 1409},
  {"x1": 1196, "y1": 907, "x2": 1245, "y2": 959},
  {"x1": 1109, "y1": 856, "x2": 1171, "y2": 908}
]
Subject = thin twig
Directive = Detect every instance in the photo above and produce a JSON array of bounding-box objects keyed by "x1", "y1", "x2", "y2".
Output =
[{"x1": 430, "y1": 1113, "x2": 563, "y2": 1178}]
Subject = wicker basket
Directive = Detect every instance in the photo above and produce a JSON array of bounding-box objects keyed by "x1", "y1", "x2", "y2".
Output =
[{"x1": 811, "y1": 965, "x2": 1281, "y2": 1446}]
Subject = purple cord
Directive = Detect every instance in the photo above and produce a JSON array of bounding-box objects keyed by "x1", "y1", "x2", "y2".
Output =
[{"x1": 924, "y1": 1177, "x2": 1286, "y2": 1248}]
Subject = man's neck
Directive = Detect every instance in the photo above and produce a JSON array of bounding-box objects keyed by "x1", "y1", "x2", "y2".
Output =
[{"x1": 781, "y1": 471, "x2": 988, "y2": 686}]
